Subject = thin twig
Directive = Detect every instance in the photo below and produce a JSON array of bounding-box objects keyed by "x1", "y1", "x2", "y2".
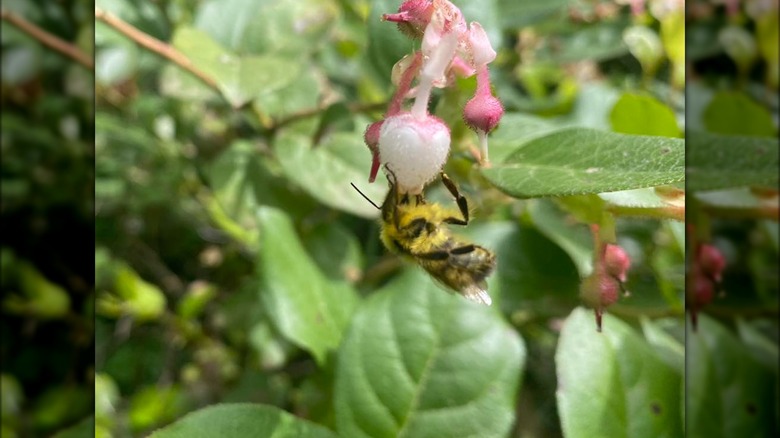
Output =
[
  {"x1": 1, "y1": 9, "x2": 93, "y2": 70},
  {"x1": 94, "y1": 7, "x2": 219, "y2": 91}
]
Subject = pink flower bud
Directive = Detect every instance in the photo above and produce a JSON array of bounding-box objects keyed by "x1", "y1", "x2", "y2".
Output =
[
  {"x1": 691, "y1": 272, "x2": 715, "y2": 308},
  {"x1": 463, "y1": 64, "x2": 503, "y2": 135},
  {"x1": 598, "y1": 272, "x2": 621, "y2": 308},
  {"x1": 697, "y1": 243, "x2": 726, "y2": 282},
  {"x1": 580, "y1": 266, "x2": 621, "y2": 332},
  {"x1": 580, "y1": 225, "x2": 633, "y2": 331},
  {"x1": 378, "y1": 112, "x2": 450, "y2": 194},
  {"x1": 382, "y1": 0, "x2": 434, "y2": 40},
  {"x1": 463, "y1": 89, "x2": 504, "y2": 134},
  {"x1": 604, "y1": 244, "x2": 631, "y2": 283},
  {"x1": 687, "y1": 270, "x2": 716, "y2": 330}
]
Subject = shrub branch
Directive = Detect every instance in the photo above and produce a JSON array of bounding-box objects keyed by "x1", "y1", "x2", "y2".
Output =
[
  {"x1": 1, "y1": 9, "x2": 93, "y2": 70},
  {"x1": 94, "y1": 8, "x2": 219, "y2": 91}
]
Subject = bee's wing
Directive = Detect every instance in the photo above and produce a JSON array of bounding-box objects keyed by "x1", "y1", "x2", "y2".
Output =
[{"x1": 460, "y1": 282, "x2": 492, "y2": 306}]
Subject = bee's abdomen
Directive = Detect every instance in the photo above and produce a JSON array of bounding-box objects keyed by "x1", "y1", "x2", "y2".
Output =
[
  {"x1": 449, "y1": 245, "x2": 496, "y2": 278},
  {"x1": 420, "y1": 241, "x2": 496, "y2": 290}
]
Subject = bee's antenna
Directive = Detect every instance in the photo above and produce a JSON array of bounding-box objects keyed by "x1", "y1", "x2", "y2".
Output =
[{"x1": 350, "y1": 183, "x2": 381, "y2": 210}]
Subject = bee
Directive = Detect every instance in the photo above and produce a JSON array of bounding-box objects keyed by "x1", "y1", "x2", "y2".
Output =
[{"x1": 352, "y1": 168, "x2": 496, "y2": 305}]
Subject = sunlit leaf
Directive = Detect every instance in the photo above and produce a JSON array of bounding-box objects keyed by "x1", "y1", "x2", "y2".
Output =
[
  {"x1": 610, "y1": 93, "x2": 681, "y2": 137},
  {"x1": 556, "y1": 308, "x2": 683, "y2": 438},
  {"x1": 257, "y1": 207, "x2": 359, "y2": 364},
  {"x1": 335, "y1": 269, "x2": 525, "y2": 438}
]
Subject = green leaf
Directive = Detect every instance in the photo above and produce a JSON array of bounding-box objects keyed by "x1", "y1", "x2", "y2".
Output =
[
  {"x1": 527, "y1": 199, "x2": 593, "y2": 277},
  {"x1": 148, "y1": 403, "x2": 337, "y2": 438},
  {"x1": 194, "y1": 0, "x2": 337, "y2": 55},
  {"x1": 599, "y1": 187, "x2": 685, "y2": 221},
  {"x1": 1, "y1": 46, "x2": 42, "y2": 85},
  {"x1": 2, "y1": 261, "x2": 71, "y2": 319},
  {"x1": 610, "y1": 93, "x2": 681, "y2": 137},
  {"x1": 598, "y1": 188, "x2": 674, "y2": 210},
  {"x1": 735, "y1": 319, "x2": 779, "y2": 374},
  {"x1": 489, "y1": 112, "x2": 572, "y2": 163},
  {"x1": 565, "y1": 82, "x2": 622, "y2": 130},
  {"x1": 207, "y1": 141, "x2": 264, "y2": 232},
  {"x1": 114, "y1": 264, "x2": 167, "y2": 321},
  {"x1": 206, "y1": 141, "x2": 317, "y2": 235},
  {"x1": 335, "y1": 269, "x2": 525, "y2": 438},
  {"x1": 687, "y1": 132, "x2": 778, "y2": 191},
  {"x1": 693, "y1": 188, "x2": 770, "y2": 209},
  {"x1": 253, "y1": 67, "x2": 322, "y2": 122},
  {"x1": 129, "y1": 386, "x2": 184, "y2": 431},
  {"x1": 95, "y1": 45, "x2": 139, "y2": 86},
  {"x1": 257, "y1": 207, "x2": 359, "y2": 364},
  {"x1": 158, "y1": 64, "x2": 219, "y2": 101},
  {"x1": 482, "y1": 128, "x2": 684, "y2": 198},
  {"x1": 302, "y1": 221, "x2": 364, "y2": 283},
  {"x1": 556, "y1": 308, "x2": 683, "y2": 438},
  {"x1": 171, "y1": 27, "x2": 301, "y2": 107},
  {"x1": 687, "y1": 21, "x2": 722, "y2": 60},
  {"x1": 552, "y1": 21, "x2": 629, "y2": 63},
  {"x1": 275, "y1": 130, "x2": 387, "y2": 218},
  {"x1": 455, "y1": 0, "x2": 501, "y2": 46},
  {"x1": 1, "y1": 373, "x2": 23, "y2": 418},
  {"x1": 640, "y1": 317, "x2": 684, "y2": 373},
  {"x1": 463, "y1": 221, "x2": 580, "y2": 311},
  {"x1": 660, "y1": 11, "x2": 685, "y2": 64},
  {"x1": 703, "y1": 91, "x2": 777, "y2": 137},
  {"x1": 365, "y1": 0, "x2": 413, "y2": 88},
  {"x1": 494, "y1": 0, "x2": 570, "y2": 29},
  {"x1": 32, "y1": 386, "x2": 92, "y2": 431},
  {"x1": 687, "y1": 314, "x2": 777, "y2": 438},
  {"x1": 648, "y1": 231, "x2": 685, "y2": 312}
]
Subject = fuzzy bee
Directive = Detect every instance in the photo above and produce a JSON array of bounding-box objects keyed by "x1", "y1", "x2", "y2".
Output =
[{"x1": 353, "y1": 169, "x2": 496, "y2": 305}]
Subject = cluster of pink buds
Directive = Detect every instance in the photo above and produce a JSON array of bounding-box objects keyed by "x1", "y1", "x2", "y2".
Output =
[
  {"x1": 580, "y1": 225, "x2": 632, "y2": 332},
  {"x1": 687, "y1": 243, "x2": 726, "y2": 330},
  {"x1": 364, "y1": 0, "x2": 504, "y2": 194}
]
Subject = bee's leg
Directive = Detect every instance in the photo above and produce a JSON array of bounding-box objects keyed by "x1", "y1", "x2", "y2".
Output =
[{"x1": 440, "y1": 173, "x2": 469, "y2": 226}]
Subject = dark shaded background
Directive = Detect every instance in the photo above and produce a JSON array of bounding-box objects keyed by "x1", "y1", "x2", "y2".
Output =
[{"x1": 2, "y1": 0, "x2": 95, "y2": 436}]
